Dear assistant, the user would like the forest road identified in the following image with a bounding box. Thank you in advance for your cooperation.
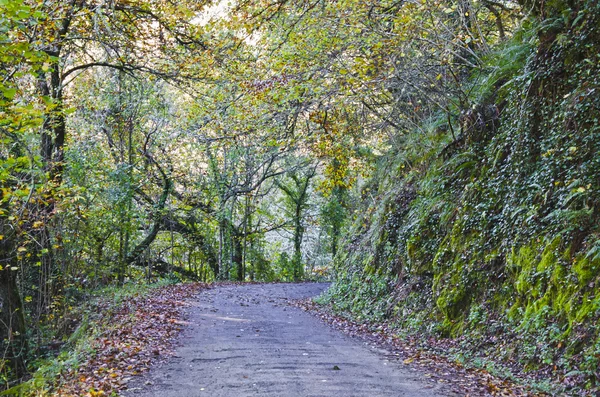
[125,283,452,397]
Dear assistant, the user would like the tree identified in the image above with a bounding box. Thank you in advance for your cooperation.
[0,0,49,379]
[277,164,317,280]
[32,0,211,176]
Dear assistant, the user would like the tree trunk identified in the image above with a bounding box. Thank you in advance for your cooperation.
[0,232,27,378]
[293,207,304,281]
[331,223,339,258]
[39,64,66,181]
[217,218,226,280]
[233,235,244,281]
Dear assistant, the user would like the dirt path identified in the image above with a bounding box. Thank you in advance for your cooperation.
[125,283,451,397]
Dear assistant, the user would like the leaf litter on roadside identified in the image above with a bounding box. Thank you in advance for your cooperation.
[292,298,547,397]
[55,283,208,397]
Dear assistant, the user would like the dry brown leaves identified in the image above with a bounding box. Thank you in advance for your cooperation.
[292,299,548,397]
[55,283,208,397]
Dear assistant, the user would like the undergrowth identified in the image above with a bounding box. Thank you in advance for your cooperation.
[2,279,178,396]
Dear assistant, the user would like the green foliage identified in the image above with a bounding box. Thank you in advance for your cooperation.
[326,1,600,392]
[0,0,51,385]
[275,252,294,282]
[322,271,391,322]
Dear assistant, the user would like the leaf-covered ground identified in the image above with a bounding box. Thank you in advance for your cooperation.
[55,283,208,397]
[292,299,548,397]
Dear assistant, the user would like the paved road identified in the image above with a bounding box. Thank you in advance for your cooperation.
[126,283,449,397]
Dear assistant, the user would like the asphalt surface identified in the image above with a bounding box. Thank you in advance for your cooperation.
[125,283,450,397]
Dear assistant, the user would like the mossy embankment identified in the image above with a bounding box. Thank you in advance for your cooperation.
[325,2,600,394]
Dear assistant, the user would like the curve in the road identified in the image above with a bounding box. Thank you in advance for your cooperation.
[125,283,451,397]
